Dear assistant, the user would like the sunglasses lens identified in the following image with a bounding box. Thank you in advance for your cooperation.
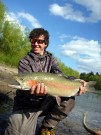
[31,39,45,44]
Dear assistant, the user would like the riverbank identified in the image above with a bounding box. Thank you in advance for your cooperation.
[0,64,17,74]
[0,64,18,100]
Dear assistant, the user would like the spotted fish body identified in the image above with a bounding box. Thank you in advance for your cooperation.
[9,72,96,97]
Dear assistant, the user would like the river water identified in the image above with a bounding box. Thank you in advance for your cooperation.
[0,91,101,135]
[57,92,101,135]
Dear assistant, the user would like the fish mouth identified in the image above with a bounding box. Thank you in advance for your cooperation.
[8,84,29,90]
[8,84,22,89]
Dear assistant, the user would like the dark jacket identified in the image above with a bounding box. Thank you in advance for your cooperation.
[18,50,63,74]
[13,50,66,111]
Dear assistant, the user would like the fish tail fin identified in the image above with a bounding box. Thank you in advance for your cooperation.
[86,81,100,94]
[86,81,96,90]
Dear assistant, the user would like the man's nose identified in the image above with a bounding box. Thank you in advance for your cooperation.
[34,41,38,45]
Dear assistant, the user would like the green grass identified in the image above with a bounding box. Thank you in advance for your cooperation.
[0,52,21,67]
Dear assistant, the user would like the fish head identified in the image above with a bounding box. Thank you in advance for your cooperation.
[9,75,38,90]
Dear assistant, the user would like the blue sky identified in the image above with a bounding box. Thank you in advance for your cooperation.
[2,0,101,74]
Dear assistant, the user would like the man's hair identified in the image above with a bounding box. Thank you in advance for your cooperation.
[29,28,49,46]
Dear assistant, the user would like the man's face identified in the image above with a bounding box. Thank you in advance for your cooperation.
[31,35,47,55]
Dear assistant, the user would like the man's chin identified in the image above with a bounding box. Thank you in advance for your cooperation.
[33,50,41,55]
[33,49,40,53]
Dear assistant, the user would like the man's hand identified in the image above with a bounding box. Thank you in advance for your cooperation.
[30,83,47,96]
[78,80,87,95]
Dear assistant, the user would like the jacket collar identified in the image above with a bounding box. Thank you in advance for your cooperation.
[28,50,49,60]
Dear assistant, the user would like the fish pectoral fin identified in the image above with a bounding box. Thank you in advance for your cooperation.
[27,80,37,87]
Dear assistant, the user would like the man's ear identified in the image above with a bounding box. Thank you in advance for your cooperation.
[44,44,48,48]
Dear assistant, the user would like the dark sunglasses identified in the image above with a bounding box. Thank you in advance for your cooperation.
[31,39,45,44]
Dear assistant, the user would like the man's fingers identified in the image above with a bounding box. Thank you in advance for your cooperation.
[30,83,47,96]
[79,86,86,95]
[39,83,47,95]
[30,85,36,94]
[80,80,87,87]
[40,83,45,94]
[36,83,41,94]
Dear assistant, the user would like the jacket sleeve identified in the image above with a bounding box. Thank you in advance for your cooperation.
[50,56,63,74]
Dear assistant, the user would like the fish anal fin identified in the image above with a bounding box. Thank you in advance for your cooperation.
[55,96,61,106]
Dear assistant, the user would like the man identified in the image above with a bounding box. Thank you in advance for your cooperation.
[5,28,86,135]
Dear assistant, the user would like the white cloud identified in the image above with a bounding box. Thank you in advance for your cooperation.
[74,0,101,22]
[17,12,42,28]
[61,36,101,73]
[5,11,42,32]
[49,3,85,22]
[5,12,26,32]
[49,0,101,23]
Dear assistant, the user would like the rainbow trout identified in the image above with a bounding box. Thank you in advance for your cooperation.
[8,72,97,97]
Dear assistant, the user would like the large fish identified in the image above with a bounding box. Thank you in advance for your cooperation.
[8,72,98,97]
